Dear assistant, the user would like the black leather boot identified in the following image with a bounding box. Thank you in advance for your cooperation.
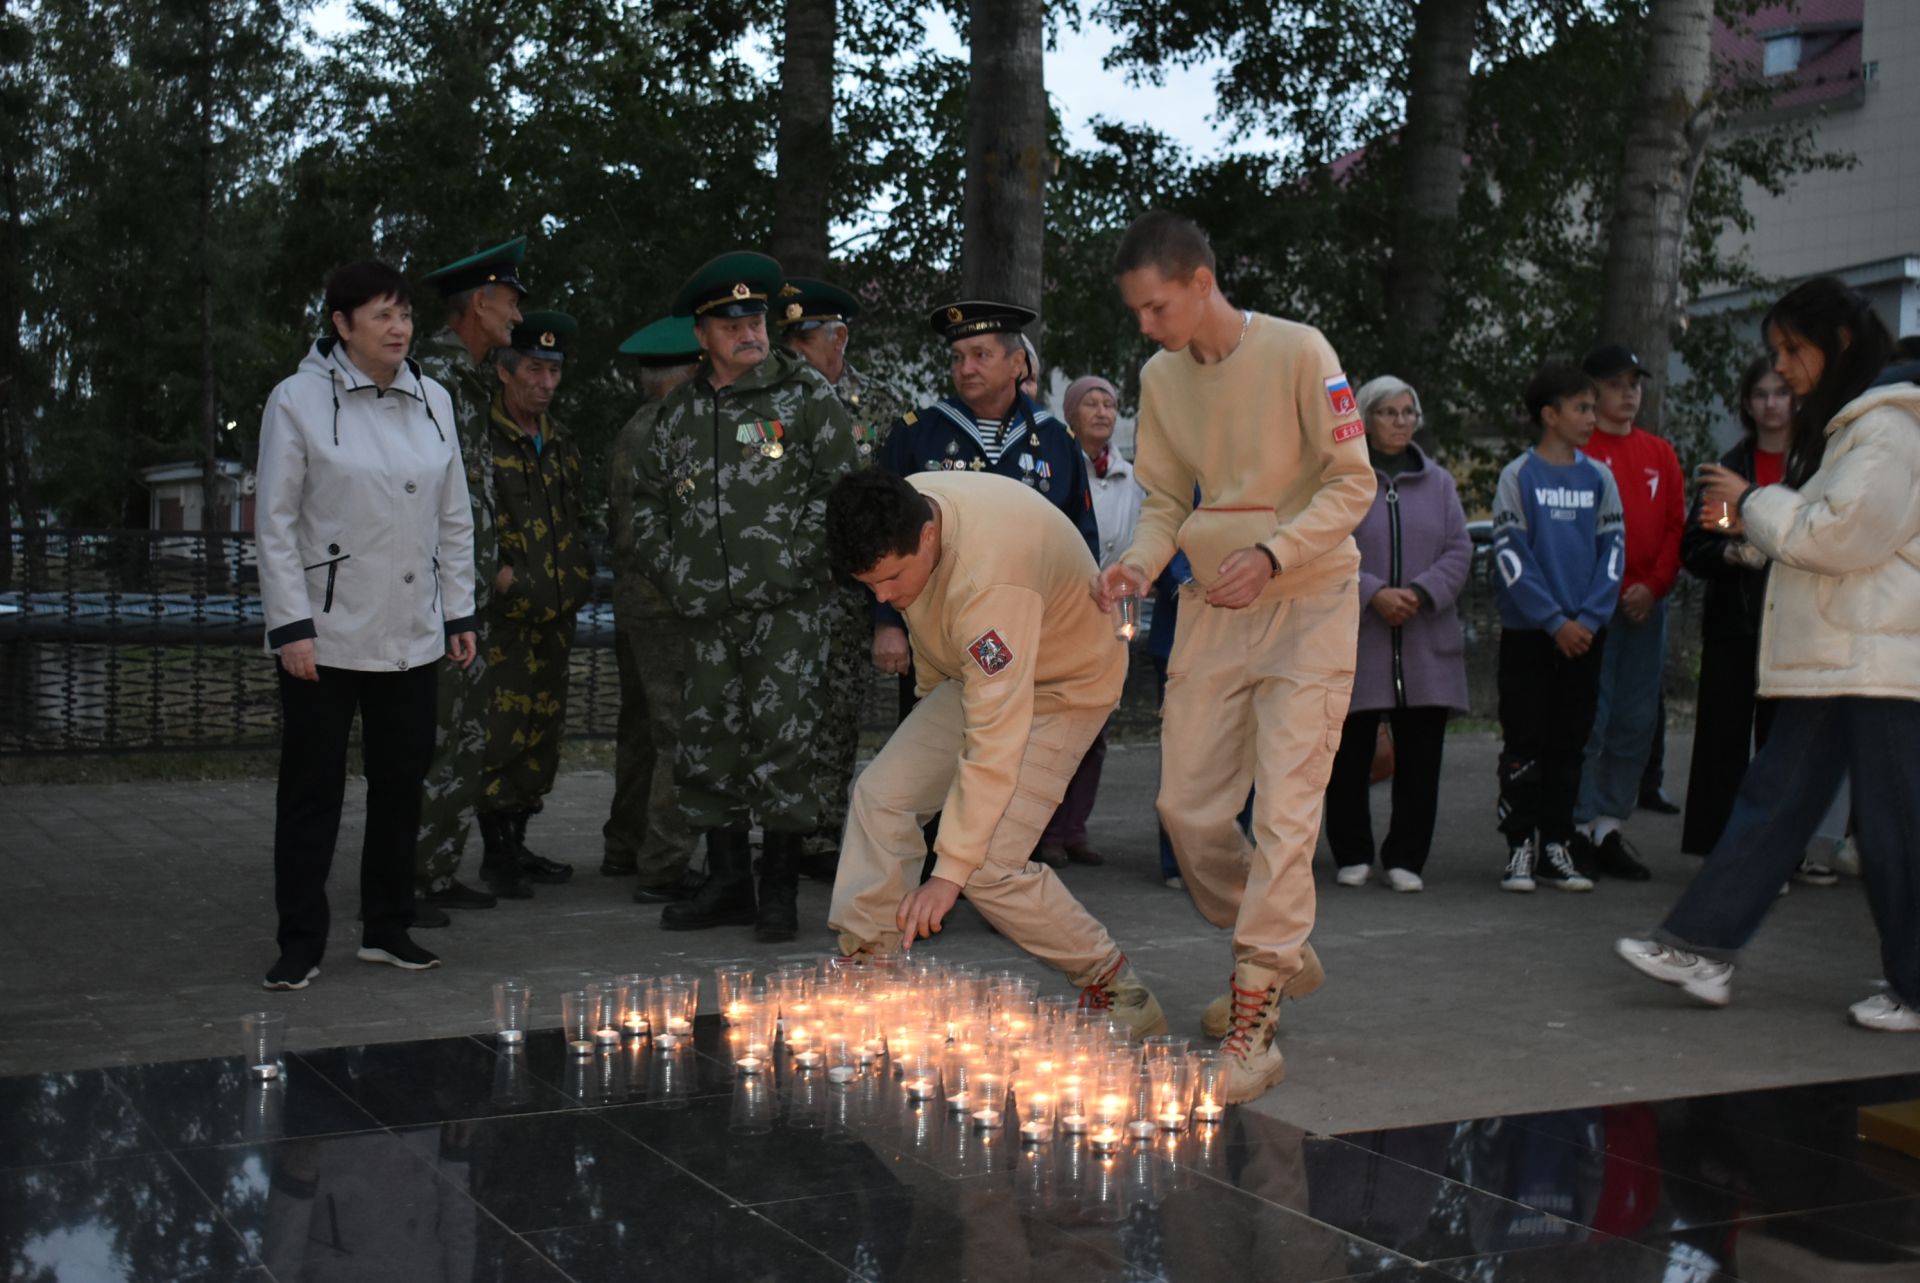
[478,813,535,899]
[756,831,800,944]
[512,810,573,884]
[660,830,756,931]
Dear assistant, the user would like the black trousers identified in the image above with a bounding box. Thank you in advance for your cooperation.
[274,661,439,961]
[1496,629,1605,848]
[1323,705,1451,873]
[1681,632,1777,855]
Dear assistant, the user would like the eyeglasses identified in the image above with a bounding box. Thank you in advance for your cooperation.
[1373,407,1420,422]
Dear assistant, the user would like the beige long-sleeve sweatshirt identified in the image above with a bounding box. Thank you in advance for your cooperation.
[902,471,1128,883]
[1121,313,1377,602]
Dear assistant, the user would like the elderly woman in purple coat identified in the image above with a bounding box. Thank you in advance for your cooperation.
[1321,376,1472,892]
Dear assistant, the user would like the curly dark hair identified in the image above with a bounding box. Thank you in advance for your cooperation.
[826,470,932,584]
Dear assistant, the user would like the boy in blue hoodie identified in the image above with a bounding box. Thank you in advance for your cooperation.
[1491,364,1626,892]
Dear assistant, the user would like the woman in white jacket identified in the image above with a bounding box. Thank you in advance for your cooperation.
[1617,278,1920,1032]
[256,260,478,990]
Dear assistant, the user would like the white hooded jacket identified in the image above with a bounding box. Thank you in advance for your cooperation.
[255,339,477,672]
[1744,383,1920,700]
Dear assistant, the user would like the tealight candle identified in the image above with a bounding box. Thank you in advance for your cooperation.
[1089,1126,1122,1154]
[904,1076,936,1101]
[1194,1096,1224,1123]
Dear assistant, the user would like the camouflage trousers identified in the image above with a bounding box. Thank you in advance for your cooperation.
[477,613,575,816]
[602,617,699,882]
[808,585,871,853]
[679,591,830,834]
[414,623,491,892]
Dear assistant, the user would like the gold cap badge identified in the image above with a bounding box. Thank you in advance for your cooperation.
[946,307,963,323]
[539,331,556,348]
[731,282,751,300]
[785,303,803,321]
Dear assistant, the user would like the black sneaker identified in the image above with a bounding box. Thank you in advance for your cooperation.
[356,935,441,971]
[1638,786,1682,815]
[420,879,497,911]
[1592,831,1652,881]
[1537,841,1596,892]
[411,904,451,929]
[263,957,320,990]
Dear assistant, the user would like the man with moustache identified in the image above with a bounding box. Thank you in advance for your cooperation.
[474,312,593,884]
[629,252,860,943]
[412,236,530,916]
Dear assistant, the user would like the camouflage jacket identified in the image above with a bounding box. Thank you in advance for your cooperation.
[414,328,500,615]
[487,395,594,624]
[607,400,675,623]
[632,347,859,619]
[837,362,909,460]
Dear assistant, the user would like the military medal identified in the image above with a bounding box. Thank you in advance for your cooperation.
[968,458,984,471]
[944,440,959,458]
[1037,460,1053,493]
[738,419,786,460]
[674,476,695,499]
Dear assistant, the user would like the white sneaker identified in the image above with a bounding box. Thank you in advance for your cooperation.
[1849,993,1920,1032]
[1335,863,1372,888]
[1162,875,1185,891]
[1833,837,1861,879]
[1385,868,1424,893]
[1614,937,1732,1007]
[1501,838,1537,893]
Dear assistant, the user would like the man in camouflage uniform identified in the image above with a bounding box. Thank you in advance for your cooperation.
[602,315,704,901]
[775,278,903,879]
[475,311,594,885]
[412,236,525,915]
[631,251,860,942]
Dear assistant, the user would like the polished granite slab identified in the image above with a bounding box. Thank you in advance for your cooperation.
[4,1021,1918,1282]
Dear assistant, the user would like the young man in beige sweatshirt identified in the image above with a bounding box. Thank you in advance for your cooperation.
[824,468,1167,1037]
[1094,210,1376,1102]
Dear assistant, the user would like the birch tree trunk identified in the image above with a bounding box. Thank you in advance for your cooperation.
[772,0,836,278]
[961,0,1047,318]
[1598,0,1716,431]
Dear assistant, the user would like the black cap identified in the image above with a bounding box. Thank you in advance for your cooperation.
[420,235,530,299]
[1582,343,1648,380]
[672,251,783,319]
[929,299,1037,343]
[508,310,576,363]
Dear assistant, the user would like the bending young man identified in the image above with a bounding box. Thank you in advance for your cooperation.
[1094,210,1375,1101]
[825,468,1166,1037]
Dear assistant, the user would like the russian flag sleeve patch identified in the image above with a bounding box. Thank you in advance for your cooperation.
[1324,373,1357,418]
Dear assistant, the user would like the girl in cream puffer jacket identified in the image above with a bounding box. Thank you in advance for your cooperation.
[1616,276,1920,1033]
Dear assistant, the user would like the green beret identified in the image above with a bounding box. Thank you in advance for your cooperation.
[421,235,529,298]
[509,310,576,362]
[929,298,1037,343]
[673,251,783,319]
[618,316,702,365]
[777,278,861,331]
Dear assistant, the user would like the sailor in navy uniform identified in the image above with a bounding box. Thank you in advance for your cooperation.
[870,299,1098,725]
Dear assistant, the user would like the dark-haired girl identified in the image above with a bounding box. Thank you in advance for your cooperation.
[254,261,478,990]
[1617,277,1920,1032]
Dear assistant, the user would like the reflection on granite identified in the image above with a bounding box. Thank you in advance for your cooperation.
[4,1025,1919,1282]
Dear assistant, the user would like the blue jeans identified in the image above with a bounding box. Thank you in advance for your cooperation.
[1655,696,1920,1007]
[1575,600,1666,826]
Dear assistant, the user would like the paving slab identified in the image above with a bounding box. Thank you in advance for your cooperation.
[2,731,1909,1136]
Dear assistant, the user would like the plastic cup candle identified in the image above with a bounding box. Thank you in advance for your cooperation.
[492,978,531,1046]
[587,982,622,1047]
[1188,1048,1227,1122]
[561,990,595,1057]
[1058,1075,1089,1133]
[971,1062,1006,1129]
[241,1011,286,1081]
[1019,1088,1055,1143]
[618,974,650,1036]
[1114,593,1140,641]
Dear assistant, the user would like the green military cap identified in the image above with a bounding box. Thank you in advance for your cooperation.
[617,315,701,364]
[777,278,861,332]
[509,310,576,363]
[421,235,530,298]
[929,298,1037,343]
[672,250,783,320]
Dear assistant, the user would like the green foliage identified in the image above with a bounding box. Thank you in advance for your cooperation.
[0,0,1856,528]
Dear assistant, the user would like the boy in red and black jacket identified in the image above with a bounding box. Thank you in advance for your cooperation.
[1572,344,1685,879]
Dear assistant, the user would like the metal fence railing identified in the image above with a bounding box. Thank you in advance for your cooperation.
[1,529,1700,755]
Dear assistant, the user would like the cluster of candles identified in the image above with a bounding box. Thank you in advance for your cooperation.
[730,953,1224,1145]
[492,955,1232,1143]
